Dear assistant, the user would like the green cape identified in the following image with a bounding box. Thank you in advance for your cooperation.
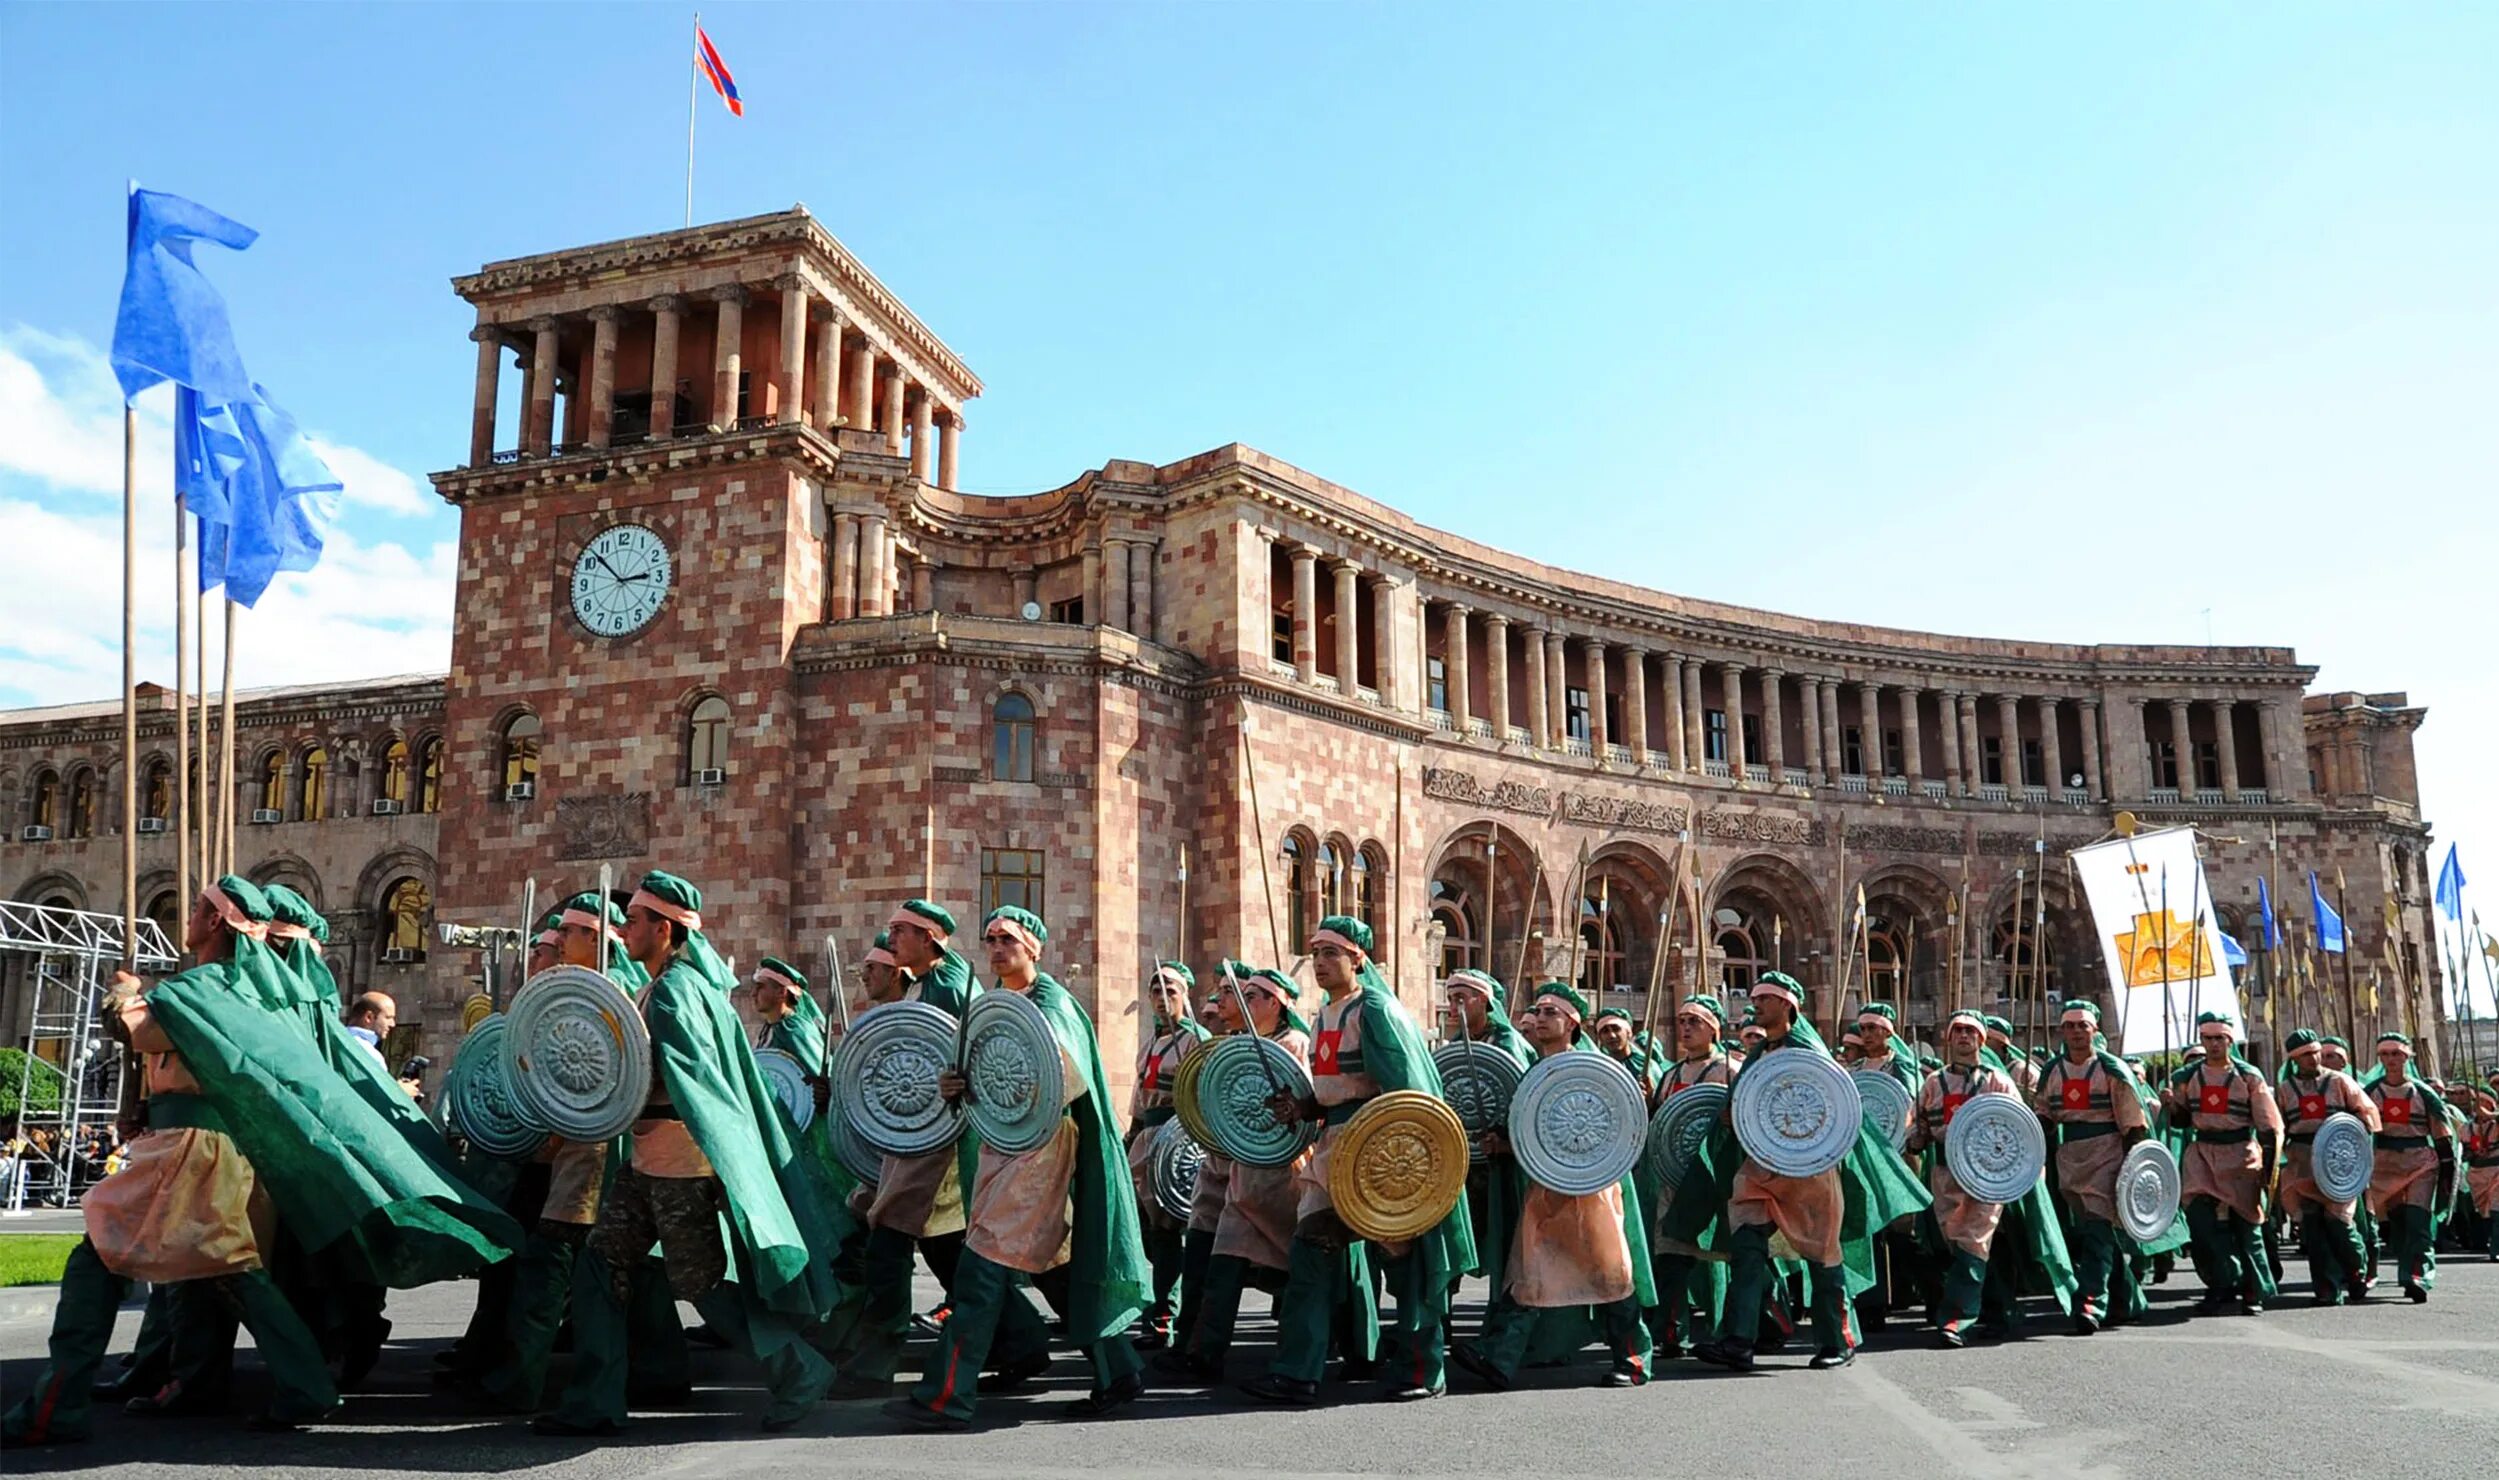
[1477,1040,1656,1351]
[1010,972,1154,1340]
[271,934,475,1183]
[1345,966,1480,1287]
[145,960,522,1286]
[763,991,829,1076]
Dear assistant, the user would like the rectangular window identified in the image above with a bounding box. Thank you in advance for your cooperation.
[1049,596,1084,624]
[1566,687,1592,741]
[1842,725,1864,775]
[2022,738,2045,787]
[1427,656,1448,713]
[2195,741,2222,791]
[1705,709,1728,762]
[1272,613,1293,664]
[1741,713,1761,765]
[1981,736,2004,786]
[1883,729,1904,776]
[2152,740,2178,789]
[980,848,1044,920]
[1603,693,1622,745]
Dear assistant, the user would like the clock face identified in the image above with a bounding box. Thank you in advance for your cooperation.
[570,523,673,638]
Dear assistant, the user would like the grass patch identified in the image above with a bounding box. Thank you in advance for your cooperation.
[0,1234,81,1287]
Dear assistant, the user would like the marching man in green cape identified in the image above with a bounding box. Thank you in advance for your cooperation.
[1127,961,1212,1348]
[1240,916,1477,1406]
[535,871,840,1435]
[1909,1010,2026,1347]
[751,956,827,1068]
[2034,999,2154,1330]
[2272,1027,2379,1305]
[2160,1010,2283,1316]
[1452,981,1655,1390]
[886,905,1151,1428]
[1644,992,1737,1360]
[2362,1032,2454,1303]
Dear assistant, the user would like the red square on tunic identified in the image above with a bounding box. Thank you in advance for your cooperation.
[1312,1029,1342,1076]
[2298,1094,2327,1122]
[2062,1081,2090,1109]
[2384,1099,2413,1126]
[1942,1092,1970,1124]
[1141,1061,1160,1092]
[2199,1085,2229,1115]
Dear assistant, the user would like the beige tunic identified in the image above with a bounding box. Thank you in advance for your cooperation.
[1911,1062,2015,1259]
[1190,1150,1234,1234]
[2034,1053,2148,1225]
[83,995,267,1283]
[2273,1068,2374,1223]
[962,1007,1087,1273]
[2364,1079,2445,1216]
[2467,1114,2499,1215]
[2173,1060,2282,1225]
[1293,993,1381,1221]
[1650,1053,1734,1254]
[1215,1029,1310,1270]
[1125,1025,1201,1226]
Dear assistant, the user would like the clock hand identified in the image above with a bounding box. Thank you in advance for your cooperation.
[592,552,626,581]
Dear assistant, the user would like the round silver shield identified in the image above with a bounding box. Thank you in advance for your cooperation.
[833,1000,965,1158]
[1851,1069,1915,1153]
[1508,1051,1647,1196]
[503,965,653,1144]
[755,1047,815,1132]
[448,1015,546,1160]
[1197,1034,1320,1169]
[2311,1110,2376,1205]
[1148,1117,1204,1223]
[2116,1139,2183,1243]
[826,1103,883,1187]
[1434,1042,1524,1163]
[1944,1093,2047,1204]
[1643,1081,1730,1200]
[962,988,1067,1155]
[1731,1050,1862,1178]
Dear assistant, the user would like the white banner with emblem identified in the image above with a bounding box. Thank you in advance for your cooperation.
[2070,826,2243,1056]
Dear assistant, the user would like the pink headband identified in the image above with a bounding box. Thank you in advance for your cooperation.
[560,905,608,932]
[536,928,562,948]
[1946,1010,1986,1032]
[2059,1006,2099,1026]
[863,944,897,968]
[201,883,267,941]
[1443,970,1497,999]
[887,908,947,944]
[755,966,801,998]
[266,922,311,943]
[1309,927,1366,960]
[629,889,702,932]
[986,915,1043,955]
[1749,977,1800,1006]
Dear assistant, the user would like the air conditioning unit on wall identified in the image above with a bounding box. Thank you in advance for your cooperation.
[693,768,726,786]
[372,798,402,816]
[250,808,282,824]
[504,782,535,801]
[136,817,168,834]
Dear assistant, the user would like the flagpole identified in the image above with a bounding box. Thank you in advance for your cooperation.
[174,502,191,962]
[2333,871,2361,1045]
[195,557,209,892]
[218,599,237,874]
[120,406,138,972]
[686,10,700,228]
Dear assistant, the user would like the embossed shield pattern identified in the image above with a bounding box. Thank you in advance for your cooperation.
[2116,1139,2182,1243]
[1172,1037,1221,1148]
[1329,1091,1468,1242]
[1197,1034,1320,1169]
[1642,1082,1730,1198]
[1943,1094,2047,1204]
[446,1014,547,1160]
[2311,1111,2376,1205]
[1731,1050,1862,1179]
[1851,1069,1915,1153]
[962,989,1067,1154]
[833,1000,964,1157]
[754,1046,816,1132]
[1434,1042,1523,1164]
[503,965,652,1144]
[827,1101,884,1187]
[1507,1051,1647,1196]
[1148,1117,1205,1223]
[459,993,495,1036]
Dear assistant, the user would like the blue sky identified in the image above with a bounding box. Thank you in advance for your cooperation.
[2,3,2493,1000]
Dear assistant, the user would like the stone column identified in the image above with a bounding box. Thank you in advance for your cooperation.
[1664,656,1688,771]
[1333,561,1361,690]
[809,308,841,429]
[1586,638,1610,757]
[1760,669,1785,777]
[2215,701,2241,800]
[1822,680,1844,782]
[1859,682,1884,780]
[1545,630,1568,745]
[2040,697,2067,795]
[2261,698,2296,799]
[585,306,620,449]
[1722,661,1747,771]
[846,336,875,430]
[1939,689,1965,794]
[1446,605,1473,728]
[908,388,936,482]
[2166,698,2193,793]
[858,512,890,616]
[1898,685,1923,787]
[1622,645,1648,759]
[878,363,906,453]
[830,512,858,619]
[1291,548,1318,683]
[776,274,808,427]
[648,296,682,439]
[936,410,961,490]
[1998,695,2025,789]
[525,316,559,455]
[910,557,933,612]
[1525,627,1550,746]
[1799,676,1824,781]
[1104,538,1133,633]
[709,285,747,429]
[467,326,501,465]
[2079,699,2105,801]
[1134,542,1159,642]
[1682,658,1706,771]
[1484,615,1512,736]
[1081,544,1102,628]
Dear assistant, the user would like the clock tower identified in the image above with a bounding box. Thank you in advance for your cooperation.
[427,209,980,966]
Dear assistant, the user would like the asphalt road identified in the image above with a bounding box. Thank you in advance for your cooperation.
[5,1256,2498,1479]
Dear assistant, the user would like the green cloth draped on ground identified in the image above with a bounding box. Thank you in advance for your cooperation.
[1658,1017,1930,1299]
[143,963,521,1288]
[1026,971,1155,1339]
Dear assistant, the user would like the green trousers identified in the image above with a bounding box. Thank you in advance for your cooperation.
[2382,1203,2436,1292]
[1143,1221,1184,1324]
[2297,1210,2367,1298]
[1722,1225,1849,1352]
[1270,1236,1408,1387]
[1641,1252,1724,1354]
[1476,1288,1648,1380]
[848,1226,989,1381]
[2185,1198,2267,1300]
[476,1222,687,1410]
[1937,1249,1987,1330]
[547,1244,831,1430]
[2,1242,337,1445]
[1170,1227,1216,1355]
[902,1250,1143,1422]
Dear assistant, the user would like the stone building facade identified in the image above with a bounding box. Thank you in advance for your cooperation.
[1,208,2454,1088]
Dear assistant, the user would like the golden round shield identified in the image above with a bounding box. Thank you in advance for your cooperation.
[1172,1036,1221,1147]
[459,993,495,1035]
[1328,1090,1468,1243]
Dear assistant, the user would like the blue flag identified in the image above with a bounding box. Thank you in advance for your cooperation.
[113,187,260,404]
[2257,877,2279,951]
[2222,933,2248,969]
[2435,844,2466,922]
[2310,871,2345,954]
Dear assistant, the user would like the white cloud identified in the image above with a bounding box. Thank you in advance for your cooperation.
[308,436,434,516]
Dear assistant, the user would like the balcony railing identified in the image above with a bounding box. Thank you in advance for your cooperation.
[2149,786,2182,803]
[1508,725,1533,746]
[2022,784,2050,803]
[1978,782,2009,802]
[1883,776,1910,797]
[1467,717,1496,740]
[1839,774,1869,795]
[1562,737,1594,758]
[1920,779,1948,799]
[1745,763,1772,784]
[1703,758,1733,778]
[2061,788,2091,806]
[1428,706,1454,731]
[1357,685,1381,705]
[1607,744,1636,766]
[1784,767,1812,787]
[2241,788,2270,804]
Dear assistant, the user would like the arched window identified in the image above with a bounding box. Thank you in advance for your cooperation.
[992,693,1035,782]
[259,752,285,814]
[144,891,180,945]
[1863,915,1905,1010]
[1317,839,1344,918]
[143,758,172,823]
[67,769,97,838]
[1715,909,1764,998]
[1429,879,1479,974]
[1281,833,1312,952]
[1579,891,1625,997]
[1991,915,2061,1002]
[501,713,541,797]
[29,769,59,831]
[300,746,329,821]
[688,696,732,780]
[1351,847,1380,932]
[380,737,411,806]
[381,877,432,962]
[416,737,444,813]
